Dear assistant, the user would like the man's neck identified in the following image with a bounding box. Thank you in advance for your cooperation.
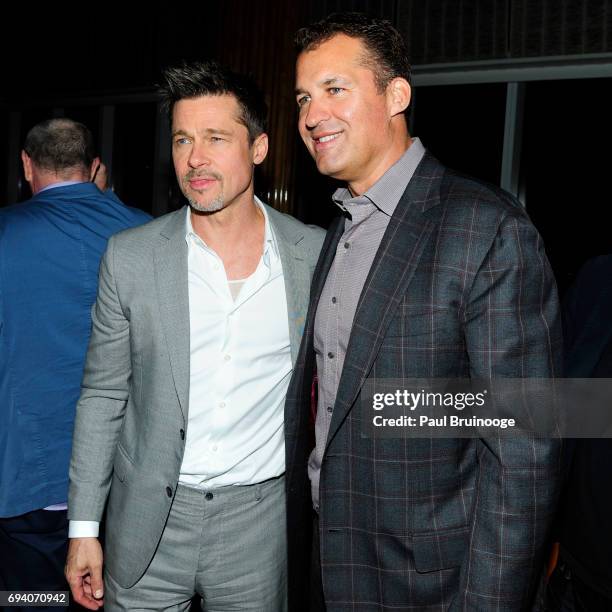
[31,169,89,195]
[347,131,413,196]
[190,195,266,281]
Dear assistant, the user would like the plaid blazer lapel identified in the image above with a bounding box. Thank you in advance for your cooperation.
[325,153,444,449]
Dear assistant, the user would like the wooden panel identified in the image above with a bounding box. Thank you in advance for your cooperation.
[209,0,307,213]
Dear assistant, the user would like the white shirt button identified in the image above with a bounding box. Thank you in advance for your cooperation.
[219,402,226,408]
[224,354,231,362]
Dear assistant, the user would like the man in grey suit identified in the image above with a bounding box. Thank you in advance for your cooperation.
[65,61,324,610]
[286,13,562,611]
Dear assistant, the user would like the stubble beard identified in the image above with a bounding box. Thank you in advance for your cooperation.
[187,193,224,213]
[182,173,225,213]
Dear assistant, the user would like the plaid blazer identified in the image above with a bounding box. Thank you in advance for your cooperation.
[285,153,563,611]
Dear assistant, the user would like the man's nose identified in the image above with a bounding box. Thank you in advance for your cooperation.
[303,97,330,130]
[188,143,211,168]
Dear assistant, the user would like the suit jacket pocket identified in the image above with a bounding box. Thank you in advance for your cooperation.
[412,525,469,573]
[383,306,459,345]
[113,444,135,484]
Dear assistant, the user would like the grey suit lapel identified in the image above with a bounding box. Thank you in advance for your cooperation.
[326,153,444,447]
[295,216,344,362]
[154,208,190,421]
[266,205,311,366]
[309,216,345,313]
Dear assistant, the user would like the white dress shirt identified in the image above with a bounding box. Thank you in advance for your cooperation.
[180,198,290,487]
[69,198,291,537]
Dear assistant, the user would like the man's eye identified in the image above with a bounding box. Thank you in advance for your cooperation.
[210,136,225,143]
[297,95,310,108]
[329,87,343,95]
[175,137,190,146]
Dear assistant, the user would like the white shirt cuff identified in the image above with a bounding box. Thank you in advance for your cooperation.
[68,520,100,538]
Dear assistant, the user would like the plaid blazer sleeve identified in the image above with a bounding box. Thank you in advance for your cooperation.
[453,209,562,610]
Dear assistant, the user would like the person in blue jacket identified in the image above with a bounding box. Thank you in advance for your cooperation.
[0,118,151,604]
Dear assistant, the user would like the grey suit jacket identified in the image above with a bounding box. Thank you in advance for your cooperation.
[285,153,563,611]
[68,203,324,588]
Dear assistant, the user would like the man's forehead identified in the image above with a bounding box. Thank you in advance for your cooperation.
[297,36,373,79]
[298,33,368,62]
[172,95,243,128]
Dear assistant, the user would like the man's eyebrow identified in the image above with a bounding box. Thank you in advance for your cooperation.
[203,128,233,136]
[172,128,233,137]
[322,76,347,86]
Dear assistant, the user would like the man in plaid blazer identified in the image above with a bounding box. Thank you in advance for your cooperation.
[286,13,563,611]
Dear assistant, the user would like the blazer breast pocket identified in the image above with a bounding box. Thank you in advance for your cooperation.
[383,306,460,345]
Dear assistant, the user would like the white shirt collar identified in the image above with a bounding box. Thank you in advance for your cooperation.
[184,197,278,266]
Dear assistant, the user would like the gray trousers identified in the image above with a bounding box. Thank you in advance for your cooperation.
[104,476,287,611]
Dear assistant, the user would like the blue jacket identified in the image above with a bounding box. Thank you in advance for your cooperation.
[0,183,151,517]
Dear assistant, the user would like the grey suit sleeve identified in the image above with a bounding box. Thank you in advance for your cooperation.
[456,212,562,610]
[68,236,131,521]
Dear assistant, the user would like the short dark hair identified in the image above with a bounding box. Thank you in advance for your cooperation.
[295,12,411,92]
[158,60,268,143]
[23,118,95,173]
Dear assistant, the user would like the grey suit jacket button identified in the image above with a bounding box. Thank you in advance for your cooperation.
[205,492,214,500]
[166,486,173,497]
[180,429,185,440]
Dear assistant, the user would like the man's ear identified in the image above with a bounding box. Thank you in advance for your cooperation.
[387,77,411,117]
[90,157,101,182]
[21,150,33,183]
[252,133,269,166]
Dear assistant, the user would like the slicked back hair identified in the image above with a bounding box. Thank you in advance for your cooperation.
[23,118,96,173]
[158,60,268,144]
[295,12,411,93]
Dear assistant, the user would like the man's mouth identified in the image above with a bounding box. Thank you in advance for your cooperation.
[313,131,342,149]
[187,175,219,190]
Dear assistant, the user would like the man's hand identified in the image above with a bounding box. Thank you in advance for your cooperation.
[65,538,105,610]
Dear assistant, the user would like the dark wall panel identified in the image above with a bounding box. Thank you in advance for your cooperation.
[511,0,612,57]
[397,0,612,64]
[398,0,510,64]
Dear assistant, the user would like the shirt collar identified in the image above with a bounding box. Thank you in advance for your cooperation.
[185,196,279,264]
[332,137,426,216]
[38,180,85,194]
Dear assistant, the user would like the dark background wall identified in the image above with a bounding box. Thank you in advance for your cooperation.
[2,0,612,293]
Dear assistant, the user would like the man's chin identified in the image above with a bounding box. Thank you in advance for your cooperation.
[315,160,345,180]
[188,198,225,213]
